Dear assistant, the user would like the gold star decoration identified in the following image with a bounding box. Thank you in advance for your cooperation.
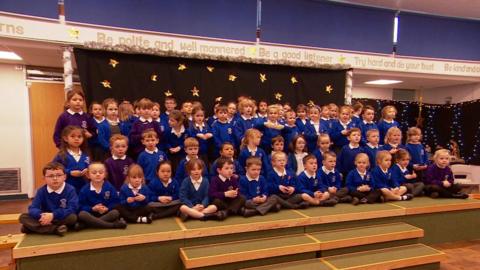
[338,55,346,64]
[191,86,200,97]
[274,92,283,101]
[325,85,333,94]
[178,64,187,71]
[68,28,80,39]
[164,90,173,97]
[307,100,315,107]
[151,74,157,81]
[100,80,111,88]
[215,96,223,103]
[290,76,298,84]
[109,59,119,68]
[228,74,237,82]
[259,73,267,83]
[206,66,215,72]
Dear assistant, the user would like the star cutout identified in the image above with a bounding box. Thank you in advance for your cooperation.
[290,76,298,84]
[191,86,200,97]
[100,80,111,88]
[228,74,237,81]
[307,100,315,107]
[274,92,283,101]
[109,59,119,68]
[338,55,346,64]
[259,73,267,83]
[206,66,215,72]
[151,74,157,81]
[215,96,223,102]
[68,28,80,39]
[178,64,187,71]
[164,90,173,97]
[325,85,333,94]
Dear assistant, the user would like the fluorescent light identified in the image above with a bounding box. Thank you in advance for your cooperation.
[0,51,22,60]
[393,16,399,43]
[365,79,402,85]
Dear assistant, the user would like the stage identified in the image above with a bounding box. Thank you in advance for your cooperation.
[13,197,480,270]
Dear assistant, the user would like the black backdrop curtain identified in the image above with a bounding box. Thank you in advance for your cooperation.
[353,98,480,165]
[74,48,347,112]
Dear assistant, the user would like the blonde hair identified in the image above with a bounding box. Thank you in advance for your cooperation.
[355,153,370,165]
[366,129,379,138]
[346,127,361,137]
[238,99,254,114]
[376,150,392,165]
[241,128,262,149]
[141,129,158,140]
[433,149,450,161]
[184,137,199,148]
[126,164,145,184]
[110,134,128,146]
[246,156,262,168]
[407,127,422,143]
[271,151,287,161]
[339,105,352,114]
[384,127,402,144]
[118,101,134,122]
[317,133,331,146]
[267,105,280,114]
[381,105,397,120]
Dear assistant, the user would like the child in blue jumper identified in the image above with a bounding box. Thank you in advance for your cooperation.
[392,149,424,197]
[233,98,256,147]
[19,162,78,236]
[363,129,381,168]
[254,105,284,153]
[187,107,213,166]
[238,128,269,175]
[359,105,378,146]
[320,152,352,203]
[346,153,382,205]
[377,105,400,144]
[210,142,245,177]
[297,155,337,206]
[164,109,188,171]
[148,161,182,220]
[212,105,236,154]
[337,128,365,177]
[175,137,209,184]
[372,151,412,201]
[137,130,168,184]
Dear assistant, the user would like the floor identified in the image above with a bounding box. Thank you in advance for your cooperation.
[0,199,478,269]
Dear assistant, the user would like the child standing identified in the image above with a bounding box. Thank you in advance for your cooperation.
[256,100,268,119]
[287,135,309,176]
[331,106,359,151]
[346,153,382,205]
[377,105,400,144]
[53,89,96,148]
[337,128,365,177]
[212,105,236,153]
[364,129,381,168]
[89,101,106,161]
[209,157,246,218]
[53,126,90,193]
[175,137,208,184]
[304,106,327,152]
[128,98,162,159]
[137,130,168,184]
[313,133,332,169]
[97,98,129,157]
[255,105,284,153]
[297,155,337,206]
[320,152,352,203]
[181,101,194,122]
[148,161,182,219]
[424,149,468,199]
[160,97,177,131]
[372,151,413,201]
[210,142,245,177]
[405,127,429,176]
[320,105,333,133]
[282,110,300,152]
[179,159,224,221]
[78,162,127,229]
[104,134,134,191]
[295,104,309,133]
[117,164,153,223]
[239,157,280,217]
[360,105,378,145]
[238,129,269,175]
[187,107,213,166]
[351,102,363,126]
[233,99,256,147]
[19,162,78,236]
[392,149,425,197]
[164,110,188,171]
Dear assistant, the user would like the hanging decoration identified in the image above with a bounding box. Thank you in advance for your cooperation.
[109,59,119,68]
[290,76,298,84]
[164,90,173,97]
[274,92,283,101]
[100,80,112,88]
[178,64,187,71]
[206,66,215,72]
[190,86,200,97]
[325,85,333,94]
[150,74,158,81]
[228,74,237,81]
[259,73,267,83]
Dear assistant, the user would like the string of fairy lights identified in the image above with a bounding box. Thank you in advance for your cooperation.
[449,105,465,159]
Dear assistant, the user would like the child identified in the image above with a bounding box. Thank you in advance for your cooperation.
[256,100,268,119]
[360,105,378,145]
[364,129,381,168]
[372,151,413,201]
[377,105,400,144]
[282,110,300,151]
[187,106,213,166]
[424,149,468,199]
[313,133,332,169]
[287,135,309,176]
[320,105,333,133]
[267,152,306,209]
[297,155,337,206]
[89,101,106,161]
[118,101,135,136]
[137,130,168,184]
[164,110,188,170]
[239,157,280,217]
[331,106,359,151]
[211,105,236,154]
[53,89,96,148]
[337,128,365,177]
[181,101,194,122]
[90,101,105,124]
[179,159,224,221]
[295,104,308,133]
[238,129,268,175]
[227,101,237,123]
[97,98,129,159]
[405,127,429,175]
[117,164,153,223]
[255,105,284,153]
[160,97,177,131]
[128,98,162,158]
[267,136,288,171]
[351,102,363,126]
[53,126,90,193]
[233,98,256,147]
[175,137,208,184]
[19,162,78,236]
[152,102,166,132]
[77,162,127,229]
[379,127,406,154]
[304,106,327,152]
[104,134,135,191]
[148,161,182,219]
[346,153,382,205]
[209,157,246,218]
[392,149,425,197]
[319,152,352,203]
[328,103,339,120]
[210,142,245,177]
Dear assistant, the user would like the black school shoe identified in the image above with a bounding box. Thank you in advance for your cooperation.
[240,207,258,217]
[451,193,469,199]
[320,199,337,207]
[55,225,68,237]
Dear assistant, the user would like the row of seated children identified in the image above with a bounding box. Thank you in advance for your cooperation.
[21,144,466,236]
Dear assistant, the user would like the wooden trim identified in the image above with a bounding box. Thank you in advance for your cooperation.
[291,210,310,218]
[311,208,405,224]
[239,259,326,270]
[469,194,480,199]
[0,214,20,225]
[175,217,187,231]
[401,201,480,215]
[0,234,24,250]
[319,258,340,270]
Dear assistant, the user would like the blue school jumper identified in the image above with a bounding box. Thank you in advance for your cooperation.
[346,169,375,192]
[137,148,168,184]
[53,151,90,193]
[359,121,378,145]
[319,167,343,189]
[238,147,269,175]
[391,164,412,186]
[239,175,269,200]
[254,119,283,153]
[78,181,120,213]
[320,118,333,134]
[266,169,299,195]
[379,143,406,152]
[377,120,399,144]
[162,125,188,157]
[187,123,213,156]
[297,171,327,197]
[303,120,328,153]
[212,120,235,152]
[406,143,429,167]
[119,184,152,207]
[363,143,380,168]
[352,115,362,126]
[330,120,359,148]
[179,176,210,207]
[282,124,300,152]
[174,157,209,184]
[97,119,129,151]
[28,183,78,221]
[295,118,309,134]
[148,178,179,201]
[337,144,365,176]
[312,149,328,169]
[233,115,255,147]
[371,166,398,189]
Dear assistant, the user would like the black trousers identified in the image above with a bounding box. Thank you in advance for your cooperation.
[402,182,425,197]
[78,210,120,228]
[149,200,182,219]
[350,189,382,203]
[329,187,351,201]
[212,196,246,215]
[245,195,279,215]
[19,213,77,234]
[425,184,462,198]
[276,193,304,209]
[116,205,152,223]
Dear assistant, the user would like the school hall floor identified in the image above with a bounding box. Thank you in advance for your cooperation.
[0,199,478,269]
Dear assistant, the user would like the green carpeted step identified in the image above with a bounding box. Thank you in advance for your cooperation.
[310,222,423,250]
[322,243,445,270]
[180,234,319,269]
[240,259,330,270]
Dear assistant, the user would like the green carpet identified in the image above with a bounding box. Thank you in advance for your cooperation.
[17,217,182,248]
[323,244,443,269]
[297,202,402,217]
[240,259,331,270]
[390,197,480,208]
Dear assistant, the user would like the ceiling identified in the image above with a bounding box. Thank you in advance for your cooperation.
[333,0,480,20]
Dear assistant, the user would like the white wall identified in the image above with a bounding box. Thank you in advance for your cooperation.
[0,63,33,197]
[423,83,480,104]
[352,86,393,100]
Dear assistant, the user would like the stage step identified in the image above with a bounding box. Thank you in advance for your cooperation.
[180,222,423,269]
[0,234,23,250]
[242,244,445,270]
[0,214,19,225]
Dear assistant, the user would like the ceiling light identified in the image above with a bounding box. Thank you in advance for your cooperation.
[364,79,402,85]
[0,51,22,60]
